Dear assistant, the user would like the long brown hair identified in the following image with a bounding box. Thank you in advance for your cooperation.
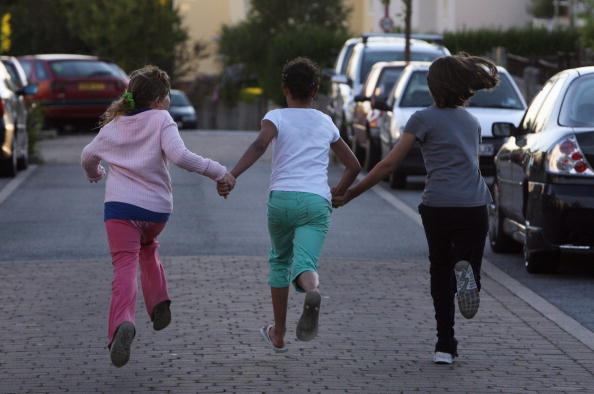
[99,65,171,126]
[427,52,499,108]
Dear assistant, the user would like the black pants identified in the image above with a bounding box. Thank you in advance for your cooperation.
[418,204,488,356]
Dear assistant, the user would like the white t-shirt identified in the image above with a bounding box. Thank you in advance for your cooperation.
[263,108,340,202]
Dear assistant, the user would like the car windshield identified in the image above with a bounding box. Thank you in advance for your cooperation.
[170,92,191,106]
[49,60,120,78]
[374,67,403,99]
[559,74,594,127]
[360,49,440,82]
[400,71,525,109]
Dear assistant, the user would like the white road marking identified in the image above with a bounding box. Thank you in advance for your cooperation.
[0,165,38,207]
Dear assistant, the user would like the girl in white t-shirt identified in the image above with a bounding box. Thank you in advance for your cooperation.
[222,57,360,352]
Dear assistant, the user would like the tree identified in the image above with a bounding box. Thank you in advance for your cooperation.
[2,0,191,80]
[218,0,351,105]
[528,0,555,18]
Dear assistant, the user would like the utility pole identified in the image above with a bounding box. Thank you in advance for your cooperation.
[403,0,411,62]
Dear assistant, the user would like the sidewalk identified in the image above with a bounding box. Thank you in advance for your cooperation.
[1,255,593,393]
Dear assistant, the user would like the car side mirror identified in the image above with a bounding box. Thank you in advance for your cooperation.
[19,84,38,96]
[373,98,391,111]
[354,94,369,102]
[492,122,516,137]
[331,74,349,85]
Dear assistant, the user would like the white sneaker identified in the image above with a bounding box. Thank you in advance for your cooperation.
[433,351,454,364]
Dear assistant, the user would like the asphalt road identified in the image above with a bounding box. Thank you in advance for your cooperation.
[1,130,593,333]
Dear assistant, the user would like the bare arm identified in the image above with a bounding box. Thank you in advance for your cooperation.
[230,119,277,178]
[334,131,417,206]
[330,138,361,197]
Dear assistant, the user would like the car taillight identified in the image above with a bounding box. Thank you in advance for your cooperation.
[547,134,594,176]
[0,99,4,117]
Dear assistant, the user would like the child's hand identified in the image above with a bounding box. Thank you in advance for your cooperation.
[332,189,354,208]
[87,165,106,183]
[217,173,236,199]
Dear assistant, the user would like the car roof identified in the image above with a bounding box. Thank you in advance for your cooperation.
[575,66,594,75]
[18,54,100,61]
[170,89,186,95]
[356,38,445,52]
[400,62,511,74]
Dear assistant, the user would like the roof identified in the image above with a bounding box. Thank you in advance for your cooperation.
[357,39,445,52]
[17,54,99,61]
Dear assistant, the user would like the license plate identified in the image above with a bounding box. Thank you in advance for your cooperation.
[479,143,494,156]
[78,82,105,91]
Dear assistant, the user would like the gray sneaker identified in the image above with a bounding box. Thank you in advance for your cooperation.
[110,322,135,367]
[454,260,480,319]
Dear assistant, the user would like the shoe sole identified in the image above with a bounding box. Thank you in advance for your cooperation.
[110,322,135,367]
[454,260,479,319]
[152,301,171,331]
[296,291,321,341]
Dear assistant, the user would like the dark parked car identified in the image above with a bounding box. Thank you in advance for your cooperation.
[0,57,37,177]
[489,66,594,273]
[17,54,128,131]
[351,61,406,171]
[168,89,197,129]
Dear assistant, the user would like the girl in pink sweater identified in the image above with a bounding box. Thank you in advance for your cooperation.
[81,65,234,367]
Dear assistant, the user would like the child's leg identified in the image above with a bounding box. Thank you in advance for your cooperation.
[418,205,458,356]
[105,219,142,347]
[449,206,489,290]
[266,192,296,347]
[291,193,331,341]
[136,221,169,319]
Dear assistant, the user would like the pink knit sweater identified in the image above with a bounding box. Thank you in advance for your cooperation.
[81,109,227,213]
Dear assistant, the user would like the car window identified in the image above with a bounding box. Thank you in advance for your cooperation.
[521,78,556,131]
[20,60,32,78]
[337,43,356,75]
[49,60,120,78]
[170,92,191,106]
[35,61,49,80]
[399,71,433,107]
[363,67,381,97]
[468,74,524,109]
[345,46,360,83]
[373,67,403,99]
[532,75,567,132]
[559,74,594,127]
[359,49,441,83]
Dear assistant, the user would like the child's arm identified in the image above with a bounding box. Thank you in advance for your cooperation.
[230,120,277,179]
[330,138,361,197]
[81,142,106,183]
[333,131,416,207]
[161,123,227,182]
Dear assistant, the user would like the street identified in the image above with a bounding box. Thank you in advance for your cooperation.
[1,130,593,393]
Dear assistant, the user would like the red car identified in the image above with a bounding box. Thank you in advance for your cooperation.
[17,54,128,131]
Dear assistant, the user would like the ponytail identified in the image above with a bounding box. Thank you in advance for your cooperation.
[428,52,499,108]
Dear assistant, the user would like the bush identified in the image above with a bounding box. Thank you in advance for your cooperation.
[443,27,580,57]
[26,103,43,161]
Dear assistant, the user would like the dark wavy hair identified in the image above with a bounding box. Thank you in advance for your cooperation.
[281,57,320,102]
[427,52,499,108]
[100,65,171,126]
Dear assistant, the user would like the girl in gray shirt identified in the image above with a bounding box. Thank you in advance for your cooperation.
[333,53,498,365]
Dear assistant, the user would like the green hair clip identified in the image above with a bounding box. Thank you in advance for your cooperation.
[122,92,135,110]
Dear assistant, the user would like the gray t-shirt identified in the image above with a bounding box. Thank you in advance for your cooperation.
[405,106,492,207]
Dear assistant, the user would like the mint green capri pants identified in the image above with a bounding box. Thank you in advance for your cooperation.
[267,191,332,292]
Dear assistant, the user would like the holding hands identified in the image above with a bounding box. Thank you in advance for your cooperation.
[217,172,236,199]
[331,188,354,208]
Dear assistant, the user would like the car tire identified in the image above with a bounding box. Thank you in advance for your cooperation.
[524,246,560,274]
[17,130,29,171]
[389,170,407,189]
[364,135,381,172]
[488,184,520,253]
[0,135,18,177]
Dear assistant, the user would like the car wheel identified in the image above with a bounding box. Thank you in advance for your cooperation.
[364,135,381,172]
[0,137,18,177]
[17,130,29,171]
[524,246,560,274]
[488,184,520,253]
[389,170,406,189]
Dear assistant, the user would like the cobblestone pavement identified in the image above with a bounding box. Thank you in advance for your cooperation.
[1,255,593,393]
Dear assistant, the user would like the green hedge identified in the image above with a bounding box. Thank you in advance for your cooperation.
[443,27,580,57]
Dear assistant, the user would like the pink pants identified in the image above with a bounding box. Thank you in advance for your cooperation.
[105,219,170,346]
